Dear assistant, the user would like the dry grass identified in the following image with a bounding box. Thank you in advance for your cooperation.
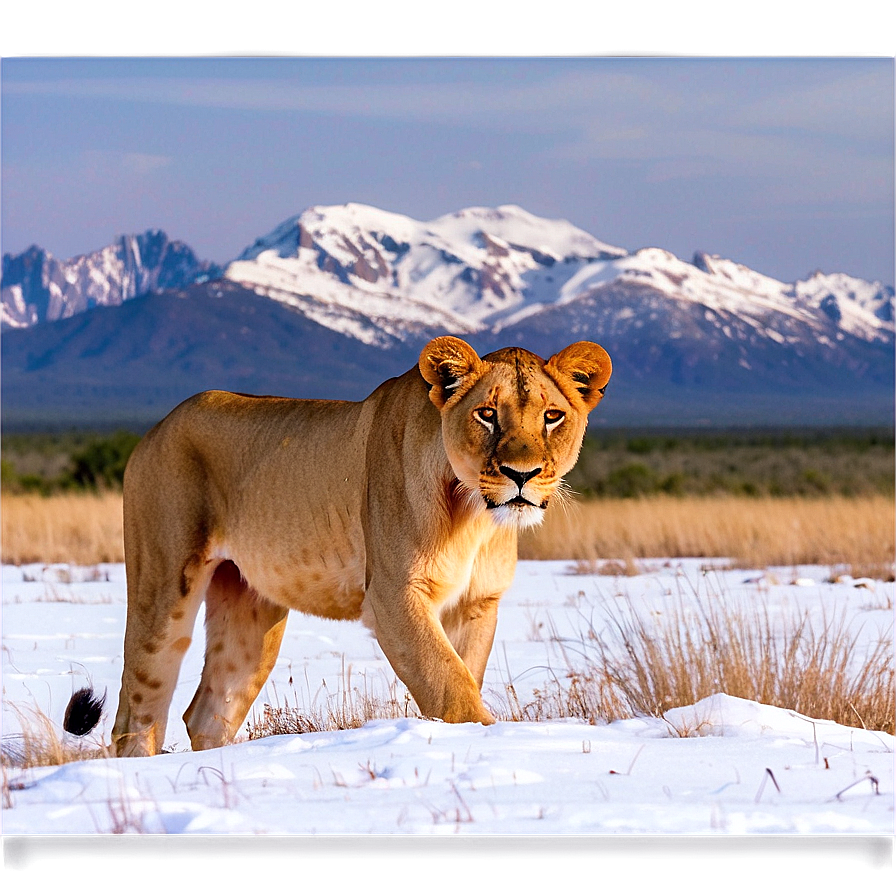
[247,579,894,740]
[248,593,895,739]
[1,703,152,829]
[3,491,893,573]
[493,574,895,735]
[2,702,112,771]
[571,594,896,734]
[522,494,895,574]
[6,592,891,778]
[245,672,420,739]
[1,492,124,565]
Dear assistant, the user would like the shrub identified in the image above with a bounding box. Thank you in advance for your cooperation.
[63,431,141,490]
[567,428,894,499]
[604,463,657,497]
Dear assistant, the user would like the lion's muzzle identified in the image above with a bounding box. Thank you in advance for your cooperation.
[481,463,551,529]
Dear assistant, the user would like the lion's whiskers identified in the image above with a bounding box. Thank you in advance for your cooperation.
[552,480,578,519]
[457,478,488,516]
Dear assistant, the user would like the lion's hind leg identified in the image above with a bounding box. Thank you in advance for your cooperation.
[112,559,211,758]
[183,560,288,751]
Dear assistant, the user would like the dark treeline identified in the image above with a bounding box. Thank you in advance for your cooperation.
[1,427,893,498]
[569,427,894,498]
[1,430,142,493]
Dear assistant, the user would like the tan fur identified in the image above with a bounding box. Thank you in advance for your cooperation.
[112,336,611,756]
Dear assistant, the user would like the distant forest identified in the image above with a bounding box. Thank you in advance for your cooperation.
[2,428,893,499]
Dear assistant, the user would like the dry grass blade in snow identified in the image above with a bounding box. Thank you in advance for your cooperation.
[246,665,421,739]
[2,702,112,770]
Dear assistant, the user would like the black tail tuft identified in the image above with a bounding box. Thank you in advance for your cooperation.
[63,686,106,736]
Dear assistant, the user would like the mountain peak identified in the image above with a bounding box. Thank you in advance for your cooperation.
[692,251,719,274]
[224,202,633,345]
[4,202,894,428]
[793,269,895,327]
[1,231,221,330]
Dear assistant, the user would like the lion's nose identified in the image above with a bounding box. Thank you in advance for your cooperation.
[499,465,542,489]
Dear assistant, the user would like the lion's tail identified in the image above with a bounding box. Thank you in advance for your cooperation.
[63,686,106,737]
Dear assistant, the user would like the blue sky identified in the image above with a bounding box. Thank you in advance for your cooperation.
[2,56,893,284]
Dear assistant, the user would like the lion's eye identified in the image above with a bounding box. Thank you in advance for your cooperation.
[544,409,565,428]
[475,407,497,427]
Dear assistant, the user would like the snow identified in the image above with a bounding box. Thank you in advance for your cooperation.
[0,284,31,328]
[0,232,216,330]
[793,271,895,341]
[555,249,815,328]
[2,559,893,839]
[430,204,626,262]
[224,254,476,346]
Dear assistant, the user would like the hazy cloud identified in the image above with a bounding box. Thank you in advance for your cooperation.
[78,150,173,179]
[0,68,700,127]
[121,152,172,175]
[8,64,889,198]
[732,69,894,141]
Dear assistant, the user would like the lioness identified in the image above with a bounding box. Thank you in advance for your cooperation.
[110,336,611,756]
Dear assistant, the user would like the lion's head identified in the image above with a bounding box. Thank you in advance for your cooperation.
[419,336,612,529]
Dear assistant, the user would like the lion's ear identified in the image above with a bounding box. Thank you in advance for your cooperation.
[546,342,612,411]
[419,336,484,409]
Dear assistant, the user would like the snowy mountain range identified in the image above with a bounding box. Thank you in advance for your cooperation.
[222,203,894,351]
[2,203,893,428]
[1,230,222,329]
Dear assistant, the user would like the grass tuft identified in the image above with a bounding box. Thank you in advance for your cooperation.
[245,666,420,739]
[2,702,112,771]
[534,592,895,735]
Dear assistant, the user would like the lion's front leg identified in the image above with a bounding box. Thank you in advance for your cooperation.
[440,531,516,689]
[363,581,496,725]
[440,595,500,690]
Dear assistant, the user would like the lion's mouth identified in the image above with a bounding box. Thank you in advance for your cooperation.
[482,493,548,531]
[484,495,547,511]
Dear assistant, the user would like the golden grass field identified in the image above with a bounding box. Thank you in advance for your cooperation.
[2,492,125,566]
[2,490,893,575]
[520,493,895,574]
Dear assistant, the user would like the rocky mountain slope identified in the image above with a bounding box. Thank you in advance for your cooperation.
[1,230,222,329]
[2,204,892,428]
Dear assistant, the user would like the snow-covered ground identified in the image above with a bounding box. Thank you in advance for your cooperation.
[3,557,892,843]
